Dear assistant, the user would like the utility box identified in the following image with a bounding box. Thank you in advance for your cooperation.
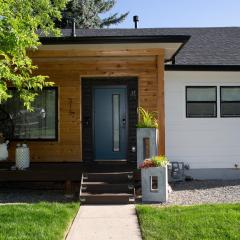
[141,166,168,203]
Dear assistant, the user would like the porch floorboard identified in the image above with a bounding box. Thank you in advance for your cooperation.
[0,162,137,182]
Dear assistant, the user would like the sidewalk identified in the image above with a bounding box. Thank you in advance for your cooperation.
[66,205,142,240]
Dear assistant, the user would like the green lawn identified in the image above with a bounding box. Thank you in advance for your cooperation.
[136,204,240,240]
[0,202,79,240]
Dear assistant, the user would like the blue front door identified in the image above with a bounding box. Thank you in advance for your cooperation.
[93,86,127,160]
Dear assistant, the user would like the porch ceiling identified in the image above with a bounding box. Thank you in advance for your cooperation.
[39,35,190,62]
[37,43,182,62]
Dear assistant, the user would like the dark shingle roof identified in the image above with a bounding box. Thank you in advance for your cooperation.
[59,27,240,65]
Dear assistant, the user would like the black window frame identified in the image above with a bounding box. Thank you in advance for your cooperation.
[220,86,240,118]
[2,87,59,141]
[186,86,217,118]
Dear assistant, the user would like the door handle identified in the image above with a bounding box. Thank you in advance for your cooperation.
[83,117,90,127]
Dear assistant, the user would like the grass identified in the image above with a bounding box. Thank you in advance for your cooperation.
[136,204,240,240]
[0,202,79,240]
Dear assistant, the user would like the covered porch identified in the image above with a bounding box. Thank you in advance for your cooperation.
[0,33,189,202]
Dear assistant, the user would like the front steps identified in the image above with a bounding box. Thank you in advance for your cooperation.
[79,172,135,204]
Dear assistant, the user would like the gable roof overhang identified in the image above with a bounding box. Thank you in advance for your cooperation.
[38,35,190,62]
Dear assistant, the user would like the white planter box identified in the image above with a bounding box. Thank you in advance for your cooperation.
[0,143,8,161]
[141,166,168,203]
[137,128,158,167]
[16,146,30,170]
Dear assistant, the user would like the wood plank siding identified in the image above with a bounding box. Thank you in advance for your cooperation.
[7,48,165,162]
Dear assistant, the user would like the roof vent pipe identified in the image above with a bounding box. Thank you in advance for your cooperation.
[72,18,76,37]
[133,15,139,29]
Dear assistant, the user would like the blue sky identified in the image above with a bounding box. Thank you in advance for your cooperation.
[104,0,240,28]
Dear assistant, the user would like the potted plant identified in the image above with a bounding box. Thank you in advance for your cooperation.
[139,156,169,203]
[136,107,158,166]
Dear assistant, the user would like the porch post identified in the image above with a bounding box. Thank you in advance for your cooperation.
[157,55,165,155]
[64,180,74,198]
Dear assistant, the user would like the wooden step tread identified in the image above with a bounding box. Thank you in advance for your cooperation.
[79,194,135,204]
[84,173,133,183]
[81,193,133,197]
[80,171,135,204]
[83,182,132,185]
[86,172,133,176]
[81,182,134,194]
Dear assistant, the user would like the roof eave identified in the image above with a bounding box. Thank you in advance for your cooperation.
[165,64,240,71]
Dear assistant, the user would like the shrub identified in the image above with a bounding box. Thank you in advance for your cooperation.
[139,156,169,169]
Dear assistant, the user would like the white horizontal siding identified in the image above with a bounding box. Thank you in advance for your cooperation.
[165,71,240,169]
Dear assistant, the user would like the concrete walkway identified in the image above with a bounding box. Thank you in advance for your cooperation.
[66,205,142,240]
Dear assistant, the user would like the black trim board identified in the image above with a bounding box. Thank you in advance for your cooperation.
[40,35,190,45]
[165,65,240,71]
[169,40,189,64]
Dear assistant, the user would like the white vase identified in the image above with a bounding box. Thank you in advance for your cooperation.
[16,144,30,170]
[0,143,8,161]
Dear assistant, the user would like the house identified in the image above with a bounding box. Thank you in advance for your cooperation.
[0,27,240,198]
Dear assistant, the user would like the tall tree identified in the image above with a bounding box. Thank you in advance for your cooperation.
[0,0,68,110]
[57,0,129,28]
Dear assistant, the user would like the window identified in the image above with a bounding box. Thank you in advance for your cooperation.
[112,94,120,152]
[220,86,240,117]
[150,176,159,192]
[186,86,217,118]
[1,87,58,140]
